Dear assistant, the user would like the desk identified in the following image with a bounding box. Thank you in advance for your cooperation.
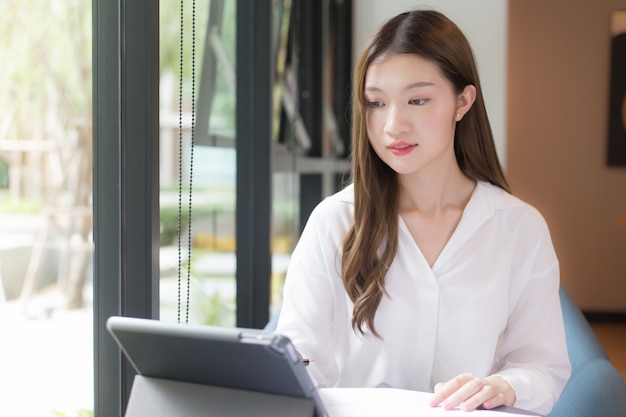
[319,388,544,417]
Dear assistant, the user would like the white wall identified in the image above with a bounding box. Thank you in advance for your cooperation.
[352,0,509,167]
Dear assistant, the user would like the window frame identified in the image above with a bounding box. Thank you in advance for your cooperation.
[93,1,160,415]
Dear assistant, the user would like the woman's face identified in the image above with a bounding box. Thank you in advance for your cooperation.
[364,53,470,179]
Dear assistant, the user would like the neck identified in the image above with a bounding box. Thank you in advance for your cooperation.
[397,168,476,215]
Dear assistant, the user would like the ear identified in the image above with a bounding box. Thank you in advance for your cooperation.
[455,84,476,121]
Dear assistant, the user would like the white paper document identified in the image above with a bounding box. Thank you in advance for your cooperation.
[319,388,540,417]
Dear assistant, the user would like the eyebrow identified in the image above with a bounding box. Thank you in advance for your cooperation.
[365,81,435,92]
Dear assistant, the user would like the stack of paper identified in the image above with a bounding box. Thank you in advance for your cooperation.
[318,388,540,417]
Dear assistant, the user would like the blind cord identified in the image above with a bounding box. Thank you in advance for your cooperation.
[186,0,197,324]
[177,0,197,324]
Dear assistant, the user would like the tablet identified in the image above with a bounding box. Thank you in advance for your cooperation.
[106,316,328,417]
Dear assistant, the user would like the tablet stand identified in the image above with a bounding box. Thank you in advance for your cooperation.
[125,375,316,417]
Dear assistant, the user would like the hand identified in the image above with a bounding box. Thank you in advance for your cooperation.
[428,373,516,412]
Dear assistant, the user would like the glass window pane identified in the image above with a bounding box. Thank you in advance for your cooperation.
[0,1,94,415]
[159,0,237,326]
[271,172,299,319]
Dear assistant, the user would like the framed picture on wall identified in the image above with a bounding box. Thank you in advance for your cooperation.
[607,10,626,167]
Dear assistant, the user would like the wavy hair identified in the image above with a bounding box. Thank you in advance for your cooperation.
[342,10,509,337]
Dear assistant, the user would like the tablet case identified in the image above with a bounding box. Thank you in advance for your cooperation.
[125,375,315,417]
[106,316,328,417]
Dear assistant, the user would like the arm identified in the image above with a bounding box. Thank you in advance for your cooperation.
[491,251,571,414]
[275,205,343,387]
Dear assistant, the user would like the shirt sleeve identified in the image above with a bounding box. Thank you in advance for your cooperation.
[492,217,571,415]
[275,203,342,387]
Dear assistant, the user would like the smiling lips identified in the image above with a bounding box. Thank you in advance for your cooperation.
[388,141,418,156]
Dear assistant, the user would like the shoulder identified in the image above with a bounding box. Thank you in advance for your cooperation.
[322,183,355,205]
[475,182,558,276]
[308,183,354,221]
[300,184,354,237]
[289,185,354,262]
[475,181,549,233]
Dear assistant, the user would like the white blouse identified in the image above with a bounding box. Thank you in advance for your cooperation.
[276,181,571,415]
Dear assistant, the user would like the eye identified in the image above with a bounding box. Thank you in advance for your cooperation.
[366,100,384,108]
[409,98,429,105]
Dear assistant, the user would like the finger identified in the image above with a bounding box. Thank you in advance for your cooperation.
[459,385,499,412]
[429,374,474,407]
[482,375,516,408]
[429,378,457,407]
[482,391,507,410]
[440,377,485,410]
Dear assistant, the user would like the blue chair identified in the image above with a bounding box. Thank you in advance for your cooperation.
[549,287,626,416]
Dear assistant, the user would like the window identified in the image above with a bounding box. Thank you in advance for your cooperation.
[0,1,94,415]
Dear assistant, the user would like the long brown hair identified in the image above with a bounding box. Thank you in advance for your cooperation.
[342,10,509,337]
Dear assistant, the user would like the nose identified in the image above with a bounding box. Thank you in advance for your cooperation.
[383,104,410,138]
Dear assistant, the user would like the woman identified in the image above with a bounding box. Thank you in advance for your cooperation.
[276,9,570,414]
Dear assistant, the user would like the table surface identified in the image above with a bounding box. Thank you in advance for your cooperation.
[318,388,543,417]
